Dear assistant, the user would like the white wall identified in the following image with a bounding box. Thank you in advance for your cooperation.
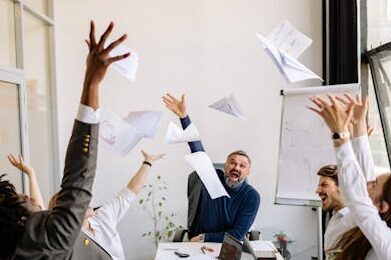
[55,1,322,259]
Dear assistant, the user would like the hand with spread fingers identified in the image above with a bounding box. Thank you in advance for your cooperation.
[81,20,130,109]
[127,150,165,194]
[336,94,369,137]
[141,150,165,165]
[308,93,355,137]
[7,153,34,176]
[7,153,46,210]
[162,93,187,118]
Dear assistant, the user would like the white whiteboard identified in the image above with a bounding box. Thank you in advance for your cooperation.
[275,83,360,206]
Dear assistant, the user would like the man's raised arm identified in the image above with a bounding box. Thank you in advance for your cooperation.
[17,21,130,252]
[162,93,205,152]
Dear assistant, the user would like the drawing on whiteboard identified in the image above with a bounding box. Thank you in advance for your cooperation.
[276,83,359,206]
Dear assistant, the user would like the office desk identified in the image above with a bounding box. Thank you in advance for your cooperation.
[155,242,284,260]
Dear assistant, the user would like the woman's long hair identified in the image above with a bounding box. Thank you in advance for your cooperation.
[330,175,391,260]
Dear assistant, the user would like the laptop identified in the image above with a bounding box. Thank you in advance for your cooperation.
[217,233,243,260]
[242,237,277,260]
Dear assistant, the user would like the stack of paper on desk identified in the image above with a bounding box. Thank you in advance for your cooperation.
[209,94,245,119]
[185,151,229,199]
[256,20,322,83]
[100,109,161,156]
[165,122,201,144]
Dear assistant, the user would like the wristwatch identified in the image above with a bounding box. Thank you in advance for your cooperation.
[331,131,350,140]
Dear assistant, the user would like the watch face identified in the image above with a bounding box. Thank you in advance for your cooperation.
[332,132,340,140]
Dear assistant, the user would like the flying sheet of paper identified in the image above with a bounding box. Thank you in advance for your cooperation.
[108,42,139,82]
[256,33,322,83]
[209,94,245,119]
[165,122,201,144]
[124,111,162,138]
[266,20,312,59]
[100,109,143,156]
[185,151,229,199]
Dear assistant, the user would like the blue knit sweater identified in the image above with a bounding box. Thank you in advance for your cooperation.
[181,116,260,242]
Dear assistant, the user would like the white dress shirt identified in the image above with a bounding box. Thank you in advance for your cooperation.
[83,188,136,260]
[324,207,354,251]
[325,135,375,253]
[76,104,101,124]
[335,139,391,259]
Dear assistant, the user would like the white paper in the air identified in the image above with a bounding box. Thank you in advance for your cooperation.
[266,20,312,59]
[209,94,245,119]
[124,111,162,138]
[108,42,139,82]
[165,122,201,144]
[100,109,142,156]
[185,151,229,199]
[256,33,322,83]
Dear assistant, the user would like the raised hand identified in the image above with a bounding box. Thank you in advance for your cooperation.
[81,21,130,109]
[84,21,130,88]
[336,94,369,137]
[7,153,34,175]
[162,93,187,118]
[308,94,355,134]
[141,150,165,164]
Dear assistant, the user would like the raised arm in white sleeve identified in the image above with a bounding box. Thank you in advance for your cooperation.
[335,142,391,259]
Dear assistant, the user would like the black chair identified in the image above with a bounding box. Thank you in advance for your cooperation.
[172,163,260,242]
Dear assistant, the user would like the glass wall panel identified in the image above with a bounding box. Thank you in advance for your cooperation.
[0,81,23,191]
[0,0,16,68]
[367,0,391,48]
[24,0,49,17]
[24,11,54,203]
[366,0,391,170]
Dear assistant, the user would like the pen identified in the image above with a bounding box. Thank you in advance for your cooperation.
[201,246,215,253]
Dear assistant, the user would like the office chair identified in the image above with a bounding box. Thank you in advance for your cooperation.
[172,163,260,242]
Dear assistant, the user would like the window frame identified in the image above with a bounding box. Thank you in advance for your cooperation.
[0,0,60,193]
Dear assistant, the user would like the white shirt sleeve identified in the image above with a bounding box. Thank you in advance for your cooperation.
[76,104,101,124]
[351,135,375,181]
[94,188,136,227]
[335,142,391,259]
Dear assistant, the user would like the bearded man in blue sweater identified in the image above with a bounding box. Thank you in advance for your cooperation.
[163,93,260,243]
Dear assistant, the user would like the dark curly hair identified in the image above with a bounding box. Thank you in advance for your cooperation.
[0,174,29,259]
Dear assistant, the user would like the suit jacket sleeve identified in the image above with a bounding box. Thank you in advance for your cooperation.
[14,120,99,256]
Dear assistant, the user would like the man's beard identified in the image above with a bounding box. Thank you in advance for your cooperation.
[224,175,245,189]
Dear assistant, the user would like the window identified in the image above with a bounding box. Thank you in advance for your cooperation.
[362,0,391,170]
[0,0,58,203]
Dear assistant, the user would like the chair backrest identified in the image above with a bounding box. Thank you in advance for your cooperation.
[187,163,225,230]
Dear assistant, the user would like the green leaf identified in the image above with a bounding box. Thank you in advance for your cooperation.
[158,202,162,207]
[139,199,144,204]
[162,197,166,201]
[158,211,162,217]
[157,175,161,180]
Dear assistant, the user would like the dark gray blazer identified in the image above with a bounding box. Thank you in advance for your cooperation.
[12,120,110,260]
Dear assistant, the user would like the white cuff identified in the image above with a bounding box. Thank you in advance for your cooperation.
[351,135,370,151]
[76,104,101,124]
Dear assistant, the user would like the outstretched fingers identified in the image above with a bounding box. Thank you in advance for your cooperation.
[107,52,130,65]
[97,21,114,50]
[89,20,97,48]
[104,34,128,54]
